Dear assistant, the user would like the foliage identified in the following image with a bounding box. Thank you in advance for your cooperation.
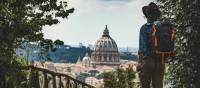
[156,0,200,87]
[28,69,40,88]
[17,43,92,63]
[38,39,55,61]
[103,71,118,88]
[76,70,100,82]
[54,39,64,45]
[96,73,104,80]
[103,66,136,88]
[76,73,91,82]
[88,70,100,76]
[0,0,74,87]
[49,45,92,63]
[0,56,29,88]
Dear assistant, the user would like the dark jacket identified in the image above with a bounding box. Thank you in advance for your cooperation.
[138,22,154,57]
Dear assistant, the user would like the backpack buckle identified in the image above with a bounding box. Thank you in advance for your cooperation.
[155,50,173,64]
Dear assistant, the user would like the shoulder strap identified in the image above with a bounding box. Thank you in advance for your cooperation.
[152,24,158,49]
[171,28,176,41]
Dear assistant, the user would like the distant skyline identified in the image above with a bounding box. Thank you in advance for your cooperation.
[43,0,154,48]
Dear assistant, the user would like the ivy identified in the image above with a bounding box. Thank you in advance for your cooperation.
[156,0,200,87]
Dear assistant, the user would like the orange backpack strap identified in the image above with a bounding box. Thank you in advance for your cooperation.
[171,28,176,41]
[152,25,158,48]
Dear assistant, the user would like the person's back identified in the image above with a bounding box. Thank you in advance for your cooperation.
[137,2,175,88]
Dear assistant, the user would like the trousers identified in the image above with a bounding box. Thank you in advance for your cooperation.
[139,56,165,88]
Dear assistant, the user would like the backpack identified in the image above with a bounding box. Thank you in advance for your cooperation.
[151,21,176,64]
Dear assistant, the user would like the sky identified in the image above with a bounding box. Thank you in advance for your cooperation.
[43,0,154,48]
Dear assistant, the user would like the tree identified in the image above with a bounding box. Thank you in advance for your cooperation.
[103,71,118,88]
[88,70,100,76]
[0,0,74,87]
[103,66,136,88]
[54,39,64,46]
[38,39,54,61]
[76,73,91,82]
[156,0,200,87]
[54,39,64,49]
[96,73,104,80]
[18,42,34,63]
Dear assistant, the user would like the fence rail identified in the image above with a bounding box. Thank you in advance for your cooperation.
[24,65,95,88]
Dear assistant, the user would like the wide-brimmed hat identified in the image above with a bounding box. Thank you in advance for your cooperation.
[142,2,161,18]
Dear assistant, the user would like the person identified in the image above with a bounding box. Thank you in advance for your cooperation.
[137,2,171,88]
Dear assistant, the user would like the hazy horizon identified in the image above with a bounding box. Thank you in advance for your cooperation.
[43,0,154,48]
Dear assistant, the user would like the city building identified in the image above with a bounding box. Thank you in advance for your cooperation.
[85,77,103,87]
[31,25,138,88]
[82,53,91,68]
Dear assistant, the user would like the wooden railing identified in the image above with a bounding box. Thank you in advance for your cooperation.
[24,65,95,88]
